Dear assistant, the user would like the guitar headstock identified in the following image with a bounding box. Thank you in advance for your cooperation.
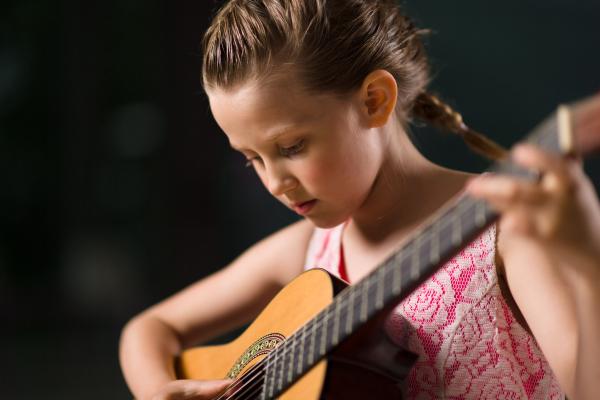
[567,92,600,157]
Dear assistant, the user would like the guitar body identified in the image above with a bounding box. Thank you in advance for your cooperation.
[175,269,416,399]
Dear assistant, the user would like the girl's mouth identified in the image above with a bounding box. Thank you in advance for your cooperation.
[293,199,317,215]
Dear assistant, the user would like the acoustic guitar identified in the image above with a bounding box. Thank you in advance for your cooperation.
[175,96,600,399]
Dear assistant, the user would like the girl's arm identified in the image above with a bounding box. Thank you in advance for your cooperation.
[467,144,600,399]
[119,218,314,400]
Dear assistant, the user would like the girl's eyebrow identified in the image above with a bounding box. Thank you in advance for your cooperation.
[230,124,307,151]
[264,125,300,142]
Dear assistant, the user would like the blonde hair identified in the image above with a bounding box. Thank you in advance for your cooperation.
[202,0,507,161]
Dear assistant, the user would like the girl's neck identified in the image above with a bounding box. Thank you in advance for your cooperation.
[348,126,472,246]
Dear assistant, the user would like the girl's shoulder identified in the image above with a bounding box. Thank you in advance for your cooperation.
[248,218,316,286]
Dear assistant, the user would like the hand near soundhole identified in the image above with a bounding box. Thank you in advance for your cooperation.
[149,379,233,400]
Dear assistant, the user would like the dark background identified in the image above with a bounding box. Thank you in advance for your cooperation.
[1,0,599,398]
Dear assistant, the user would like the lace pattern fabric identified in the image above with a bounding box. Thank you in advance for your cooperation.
[304,224,564,399]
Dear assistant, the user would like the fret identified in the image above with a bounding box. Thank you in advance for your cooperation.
[297,324,306,374]
[359,278,369,323]
[260,377,267,400]
[287,335,295,384]
[391,251,404,296]
[345,287,355,335]
[375,266,385,310]
[526,110,561,155]
[265,346,274,399]
[308,318,317,365]
[410,234,421,281]
[267,343,279,397]
[460,198,479,241]
[319,311,329,356]
[451,210,462,246]
[459,199,470,237]
[438,211,454,255]
[475,199,486,228]
[429,222,440,264]
[332,296,341,346]
[277,345,284,392]
[419,229,432,265]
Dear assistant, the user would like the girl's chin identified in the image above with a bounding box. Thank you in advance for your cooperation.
[303,212,348,230]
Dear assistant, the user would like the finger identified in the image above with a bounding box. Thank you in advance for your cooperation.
[466,174,546,209]
[501,207,537,236]
[570,92,600,156]
[152,380,234,400]
[187,379,233,397]
[511,144,571,189]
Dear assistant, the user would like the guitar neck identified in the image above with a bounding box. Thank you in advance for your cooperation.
[261,106,573,400]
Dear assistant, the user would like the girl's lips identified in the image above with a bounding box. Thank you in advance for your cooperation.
[293,199,317,215]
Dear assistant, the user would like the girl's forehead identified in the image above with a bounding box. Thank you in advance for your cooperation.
[207,79,345,144]
[208,76,321,113]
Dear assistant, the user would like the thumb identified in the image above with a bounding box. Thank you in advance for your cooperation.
[185,379,234,397]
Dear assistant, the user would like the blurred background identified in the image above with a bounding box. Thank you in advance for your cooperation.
[1,0,599,398]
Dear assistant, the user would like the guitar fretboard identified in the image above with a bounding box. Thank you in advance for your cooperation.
[260,108,567,400]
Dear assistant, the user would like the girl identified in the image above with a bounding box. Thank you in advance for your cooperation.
[119,0,600,399]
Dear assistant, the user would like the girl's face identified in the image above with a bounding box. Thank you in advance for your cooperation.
[206,77,385,228]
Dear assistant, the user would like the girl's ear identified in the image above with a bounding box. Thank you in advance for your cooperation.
[359,69,398,128]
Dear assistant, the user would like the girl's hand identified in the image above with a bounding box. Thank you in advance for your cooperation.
[149,379,233,400]
[466,143,600,270]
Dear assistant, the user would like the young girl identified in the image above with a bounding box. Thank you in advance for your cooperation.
[119,0,600,399]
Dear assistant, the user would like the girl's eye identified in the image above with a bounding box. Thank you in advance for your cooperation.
[279,140,305,157]
[245,157,262,168]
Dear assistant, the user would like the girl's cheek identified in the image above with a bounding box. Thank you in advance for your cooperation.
[302,165,326,187]
[305,154,339,184]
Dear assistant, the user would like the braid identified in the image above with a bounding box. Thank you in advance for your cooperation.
[412,92,508,161]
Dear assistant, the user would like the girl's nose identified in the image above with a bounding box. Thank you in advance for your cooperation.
[266,166,298,196]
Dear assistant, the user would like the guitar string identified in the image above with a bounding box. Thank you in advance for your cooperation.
[234,375,264,400]
[236,381,264,400]
[213,359,267,400]
[216,364,265,400]
[215,194,487,399]
[214,363,262,400]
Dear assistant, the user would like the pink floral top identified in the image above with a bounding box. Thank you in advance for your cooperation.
[304,223,565,399]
